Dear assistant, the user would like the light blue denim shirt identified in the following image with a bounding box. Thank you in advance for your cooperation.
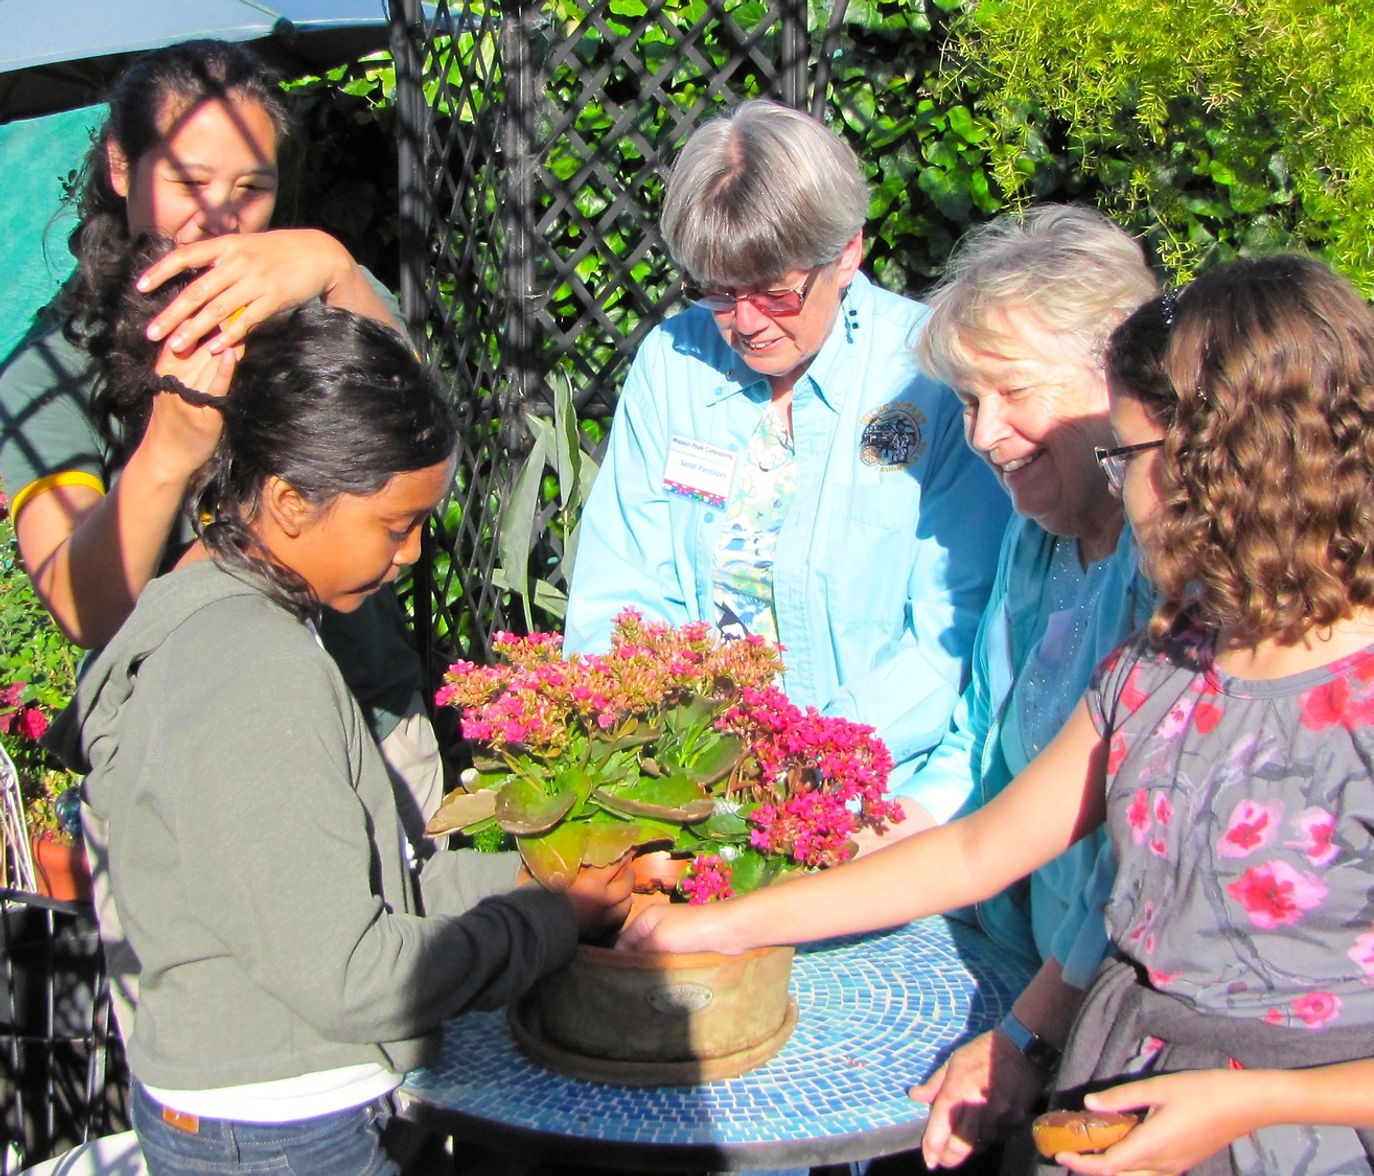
[565,272,1010,790]
[895,514,1156,987]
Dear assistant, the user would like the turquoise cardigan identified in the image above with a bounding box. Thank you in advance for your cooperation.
[894,514,1156,987]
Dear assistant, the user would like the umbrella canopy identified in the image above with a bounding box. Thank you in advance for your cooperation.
[0,0,402,121]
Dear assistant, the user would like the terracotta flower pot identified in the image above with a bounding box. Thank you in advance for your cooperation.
[511,941,797,1084]
[29,835,93,904]
[630,850,692,894]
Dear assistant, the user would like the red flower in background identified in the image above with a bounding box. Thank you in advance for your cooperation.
[0,681,49,741]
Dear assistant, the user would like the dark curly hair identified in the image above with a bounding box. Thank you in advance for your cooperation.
[86,236,203,460]
[1106,255,1374,646]
[59,40,295,374]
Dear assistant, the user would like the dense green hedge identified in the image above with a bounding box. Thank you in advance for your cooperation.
[945,0,1373,295]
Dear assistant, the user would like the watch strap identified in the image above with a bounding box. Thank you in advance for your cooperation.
[998,1010,1062,1072]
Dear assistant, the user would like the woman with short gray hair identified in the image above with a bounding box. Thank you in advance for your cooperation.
[566,99,1008,798]
[660,99,869,283]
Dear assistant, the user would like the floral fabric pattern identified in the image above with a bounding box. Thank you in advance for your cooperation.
[1091,625,1374,1027]
[1088,624,1374,1174]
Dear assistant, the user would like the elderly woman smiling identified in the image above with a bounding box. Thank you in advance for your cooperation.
[565,100,1007,790]
[866,204,1160,1168]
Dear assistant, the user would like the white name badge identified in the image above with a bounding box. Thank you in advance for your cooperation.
[663,435,736,507]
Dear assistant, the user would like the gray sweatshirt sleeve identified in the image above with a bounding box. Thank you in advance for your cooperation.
[124,612,576,1047]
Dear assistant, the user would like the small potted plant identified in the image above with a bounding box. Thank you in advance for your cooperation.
[428,610,901,1081]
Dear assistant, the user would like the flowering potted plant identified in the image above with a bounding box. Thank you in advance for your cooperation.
[428,610,901,901]
[428,610,901,1080]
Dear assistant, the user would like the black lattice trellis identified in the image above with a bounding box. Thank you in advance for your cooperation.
[389,0,851,681]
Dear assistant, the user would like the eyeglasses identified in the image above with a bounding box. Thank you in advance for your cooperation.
[1094,439,1164,493]
[682,267,822,317]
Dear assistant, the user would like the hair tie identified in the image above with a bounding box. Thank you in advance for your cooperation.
[152,374,227,410]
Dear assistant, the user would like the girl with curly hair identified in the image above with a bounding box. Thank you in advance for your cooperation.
[623,255,1374,1176]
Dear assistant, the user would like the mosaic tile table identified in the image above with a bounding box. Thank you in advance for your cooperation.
[402,916,1031,1173]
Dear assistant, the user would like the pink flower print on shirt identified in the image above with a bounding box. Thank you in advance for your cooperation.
[1158,696,1197,739]
[1120,664,1150,713]
[1226,860,1328,929]
[1148,792,1173,856]
[1192,699,1225,733]
[1107,732,1129,775]
[1127,788,1151,845]
[1348,927,1374,979]
[1126,899,1156,948]
[1218,799,1283,859]
[1291,991,1342,1029]
[1299,674,1374,731]
[1299,678,1349,731]
[1286,807,1339,867]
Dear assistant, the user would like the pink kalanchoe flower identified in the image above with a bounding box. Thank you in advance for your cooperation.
[434,614,896,895]
[680,854,734,904]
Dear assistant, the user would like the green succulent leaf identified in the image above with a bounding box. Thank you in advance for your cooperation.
[423,788,500,837]
[593,776,714,824]
[516,824,588,889]
[495,775,578,835]
[581,817,671,866]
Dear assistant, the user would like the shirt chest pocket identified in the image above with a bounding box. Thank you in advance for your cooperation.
[810,483,920,633]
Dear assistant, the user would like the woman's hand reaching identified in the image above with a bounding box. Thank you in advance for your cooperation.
[138,229,399,356]
[910,1029,1048,1169]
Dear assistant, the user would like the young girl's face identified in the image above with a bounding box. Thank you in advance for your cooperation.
[273,458,456,614]
[1107,387,1168,574]
[110,94,279,246]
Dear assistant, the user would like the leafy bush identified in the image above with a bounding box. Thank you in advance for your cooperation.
[943,0,1374,292]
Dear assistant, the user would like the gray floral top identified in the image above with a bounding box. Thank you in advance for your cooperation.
[1089,622,1374,1174]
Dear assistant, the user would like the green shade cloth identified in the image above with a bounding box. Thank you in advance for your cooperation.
[0,104,106,365]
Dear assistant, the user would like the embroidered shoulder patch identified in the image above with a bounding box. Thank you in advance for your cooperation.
[860,402,926,470]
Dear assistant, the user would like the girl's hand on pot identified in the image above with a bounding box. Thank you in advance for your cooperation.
[617,902,724,954]
[564,855,635,937]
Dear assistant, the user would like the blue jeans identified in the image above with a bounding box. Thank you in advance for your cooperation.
[132,1081,400,1175]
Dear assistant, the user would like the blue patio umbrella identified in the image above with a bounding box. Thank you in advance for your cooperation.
[0,0,407,122]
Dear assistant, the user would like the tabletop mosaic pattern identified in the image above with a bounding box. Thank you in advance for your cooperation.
[404,917,1031,1154]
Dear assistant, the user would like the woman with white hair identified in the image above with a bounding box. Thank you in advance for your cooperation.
[566,100,1008,792]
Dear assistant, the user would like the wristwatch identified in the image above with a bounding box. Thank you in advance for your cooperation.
[997,1010,1063,1072]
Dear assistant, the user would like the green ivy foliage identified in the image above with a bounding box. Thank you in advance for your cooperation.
[944,0,1374,293]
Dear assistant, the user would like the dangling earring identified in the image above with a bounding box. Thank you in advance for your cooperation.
[841,286,859,344]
